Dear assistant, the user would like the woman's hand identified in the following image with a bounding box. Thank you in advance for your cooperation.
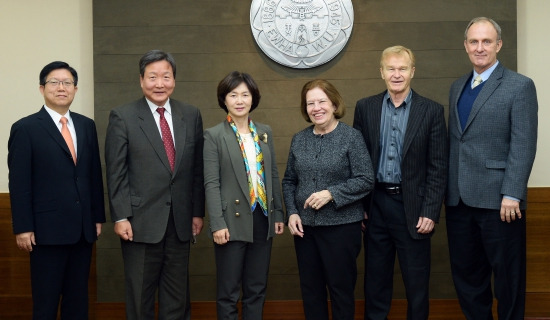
[288,214,304,238]
[213,228,230,245]
[275,222,285,235]
[304,190,333,210]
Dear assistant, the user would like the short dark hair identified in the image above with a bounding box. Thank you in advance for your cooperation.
[300,79,345,122]
[139,50,177,78]
[39,61,78,86]
[217,71,261,113]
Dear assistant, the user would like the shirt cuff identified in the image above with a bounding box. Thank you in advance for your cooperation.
[503,195,520,202]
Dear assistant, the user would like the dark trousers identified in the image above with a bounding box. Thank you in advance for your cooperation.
[30,238,93,320]
[214,207,272,320]
[364,189,431,320]
[121,211,191,320]
[446,200,526,320]
[294,221,362,320]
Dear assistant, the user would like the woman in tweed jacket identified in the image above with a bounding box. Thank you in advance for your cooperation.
[282,79,374,320]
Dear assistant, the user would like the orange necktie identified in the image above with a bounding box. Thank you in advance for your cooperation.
[60,116,77,165]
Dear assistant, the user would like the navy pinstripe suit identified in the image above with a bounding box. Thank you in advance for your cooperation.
[354,90,448,319]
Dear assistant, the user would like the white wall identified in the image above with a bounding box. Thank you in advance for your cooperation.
[0,1,547,191]
[0,0,94,190]
[518,1,549,186]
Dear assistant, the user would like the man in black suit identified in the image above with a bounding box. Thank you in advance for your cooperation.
[353,46,448,320]
[8,61,106,319]
[105,50,204,319]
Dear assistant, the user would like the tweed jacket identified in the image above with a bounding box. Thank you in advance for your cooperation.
[446,63,538,210]
[282,122,374,227]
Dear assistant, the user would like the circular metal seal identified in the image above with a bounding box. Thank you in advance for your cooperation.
[250,0,354,69]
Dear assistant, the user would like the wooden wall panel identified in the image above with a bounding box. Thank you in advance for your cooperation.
[93,0,520,303]
[1,188,548,318]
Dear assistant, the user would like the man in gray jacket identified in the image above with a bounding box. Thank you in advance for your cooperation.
[446,17,538,320]
[105,50,204,320]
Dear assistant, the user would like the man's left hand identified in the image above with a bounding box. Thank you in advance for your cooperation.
[192,217,204,236]
[416,217,435,234]
[96,223,102,238]
[500,198,521,223]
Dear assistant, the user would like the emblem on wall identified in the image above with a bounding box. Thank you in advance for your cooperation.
[250,0,354,69]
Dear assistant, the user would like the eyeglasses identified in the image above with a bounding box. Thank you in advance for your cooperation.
[45,79,75,88]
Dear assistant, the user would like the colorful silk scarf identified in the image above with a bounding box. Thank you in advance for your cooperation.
[227,115,268,216]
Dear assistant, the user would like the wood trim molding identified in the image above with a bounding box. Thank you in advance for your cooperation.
[528,187,550,203]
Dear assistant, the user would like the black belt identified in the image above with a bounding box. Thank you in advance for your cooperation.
[376,183,402,195]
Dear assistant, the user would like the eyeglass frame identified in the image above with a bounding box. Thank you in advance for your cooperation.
[44,79,75,88]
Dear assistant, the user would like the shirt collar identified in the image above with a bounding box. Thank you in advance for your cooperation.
[146,98,172,115]
[384,89,413,109]
[473,60,499,84]
[43,104,72,125]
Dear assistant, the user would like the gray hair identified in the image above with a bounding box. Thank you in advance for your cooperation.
[464,17,502,41]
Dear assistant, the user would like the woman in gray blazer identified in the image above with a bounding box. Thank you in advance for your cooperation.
[204,71,285,320]
[282,79,374,320]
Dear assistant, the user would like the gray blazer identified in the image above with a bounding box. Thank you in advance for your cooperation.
[105,97,205,243]
[204,121,284,242]
[447,63,538,210]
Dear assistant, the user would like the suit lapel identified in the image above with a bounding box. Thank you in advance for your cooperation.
[464,64,504,132]
[402,91,426,156]
[37,107,73,160]
[171,102,187,174]
[452,75,470,134]
[368,93,383,168]
[136,99,173,173]
[223,122,250,202]
[256,124,272,196]
[73,114,85,165]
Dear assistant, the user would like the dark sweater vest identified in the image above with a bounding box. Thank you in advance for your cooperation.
[458,77,486,130]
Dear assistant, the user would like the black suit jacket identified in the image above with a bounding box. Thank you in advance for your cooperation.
[8,107,106,244]
[353,90,448,239]
[105,98,204,243]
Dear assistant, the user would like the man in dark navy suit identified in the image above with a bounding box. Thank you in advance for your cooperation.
[8,61,105,319]
[354,46,448,320]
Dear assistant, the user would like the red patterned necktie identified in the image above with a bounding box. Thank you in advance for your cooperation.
[157,107,175,172]
[60,116,77,165]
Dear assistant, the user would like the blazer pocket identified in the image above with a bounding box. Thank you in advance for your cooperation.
[33,200,57,213]
[485,159,506,169]
[130,195,141,207]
